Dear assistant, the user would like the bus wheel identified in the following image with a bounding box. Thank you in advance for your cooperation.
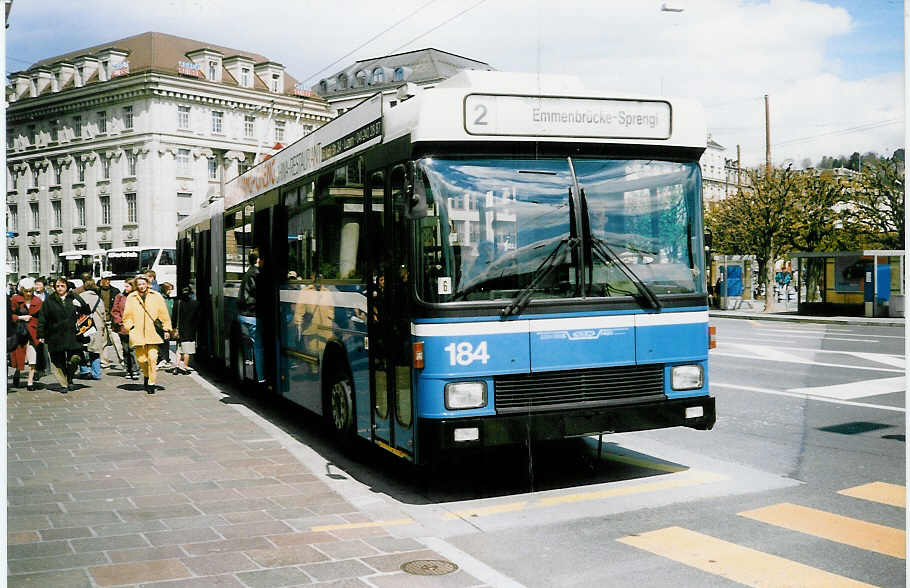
[328,371,354,438]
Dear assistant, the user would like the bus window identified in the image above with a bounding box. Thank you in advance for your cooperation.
[389,164,412,429]
[287,196,315,281]
[224,209,245,281]
[314,161,364,281]
[159,249,176,265]
[140,248,159,272]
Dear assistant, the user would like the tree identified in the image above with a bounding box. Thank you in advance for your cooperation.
[844,158,905,249]
[891,148,904,163]
[705,165,801,311]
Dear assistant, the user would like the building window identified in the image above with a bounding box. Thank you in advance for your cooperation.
[355,70,366,86]
[30,247,40,274]
[177,192,193,223]
[52,162,61,185]
[177,148,191,176]
[125,192,137,223]
[241,67,251,87]
[126,152,137,176]
[123,105,133,130]
[31,166,39,188]
[51,123,60,143]
[30,202,39,229]
[72,115,81,138]
[271,74,280,92]
[8,205,17,232]
[52,201,62,228]
[27,124,35,146]
[394,67,404,82]
[244,115,255,138]
[76,159,85,183]
[97,111,107,134]
[208,60,217,80]
[100,195,111,225]
[337,74,347,89]
[101,157,110,179]
[7,130,14,149]
[372,68,384,84]
[274,121,285,142]
[177,105,190,129]
[208,158,218,180]
[9,248,19,273]
[211,110,223,134]
[51,246,62,270]
[75,199,85,226]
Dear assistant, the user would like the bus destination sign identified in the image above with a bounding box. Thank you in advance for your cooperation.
[464,94,671,140]
[322,119,382,161]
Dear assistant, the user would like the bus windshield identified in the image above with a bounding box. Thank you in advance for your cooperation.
[107,251,141,277]
[415,158,704,305]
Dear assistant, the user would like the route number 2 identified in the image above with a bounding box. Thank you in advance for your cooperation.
[444,341,490,366]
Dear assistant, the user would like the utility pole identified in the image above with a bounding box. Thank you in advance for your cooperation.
[764,94,771,175]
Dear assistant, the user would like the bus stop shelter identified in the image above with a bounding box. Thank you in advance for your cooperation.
[792,250,905,318]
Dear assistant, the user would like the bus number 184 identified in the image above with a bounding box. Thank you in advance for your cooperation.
[443,341,490,366]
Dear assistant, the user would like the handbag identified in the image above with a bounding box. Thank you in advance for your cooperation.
[138,295,167,339]
[75,295,100,341]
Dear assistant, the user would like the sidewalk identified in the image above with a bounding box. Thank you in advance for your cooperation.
[7,365,487,587]
[709,309,905,327]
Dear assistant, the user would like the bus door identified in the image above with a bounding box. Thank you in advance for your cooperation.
[195,230,212,358]
[367,165,414,457]
[255,205,279,392]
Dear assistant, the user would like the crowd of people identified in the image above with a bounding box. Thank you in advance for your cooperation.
[7,270,199,395]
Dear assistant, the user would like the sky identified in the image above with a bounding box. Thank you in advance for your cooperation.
[5,0,905,168]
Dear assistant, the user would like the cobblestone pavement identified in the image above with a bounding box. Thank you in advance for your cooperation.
[7,366,485,587]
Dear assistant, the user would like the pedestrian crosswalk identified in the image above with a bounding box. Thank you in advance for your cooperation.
[618,481,905,586]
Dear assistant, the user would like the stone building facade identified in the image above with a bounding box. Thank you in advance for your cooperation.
[6,32,333,277]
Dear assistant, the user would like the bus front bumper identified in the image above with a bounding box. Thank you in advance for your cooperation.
[419,396,716,455]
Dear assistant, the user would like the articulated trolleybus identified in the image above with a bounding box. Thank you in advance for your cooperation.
[177,71,716,464]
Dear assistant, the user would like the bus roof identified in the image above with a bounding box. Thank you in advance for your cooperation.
[224,70,707,211]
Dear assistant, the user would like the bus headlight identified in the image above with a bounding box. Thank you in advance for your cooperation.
[445,381,487,410]
[671,365,704,391]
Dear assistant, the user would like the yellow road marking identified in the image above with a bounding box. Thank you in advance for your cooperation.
[739,503,906,559]
[618,526,875,587]
[443,502,528,520]
[537,470,727,507]
[839,482,906,509]
[311,518,414,532]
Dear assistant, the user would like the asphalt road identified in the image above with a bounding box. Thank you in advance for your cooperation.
[225,317,906,587]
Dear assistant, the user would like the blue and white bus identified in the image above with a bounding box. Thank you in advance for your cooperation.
[177,71,716,463]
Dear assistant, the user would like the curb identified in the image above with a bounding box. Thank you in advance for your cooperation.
[709,312,905,328]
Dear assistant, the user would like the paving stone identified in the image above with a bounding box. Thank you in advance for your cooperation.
[164,514,229,530]
[140,574,247,588]
[302,559,377,582]
[220,510,274,525]
[7,568,95,588]
[215,520,294,539]
[246,544,329,567]
[361,549,441,573]
[71,532,150,552]
[183,488,244,503]
[219,477,282,489]
[314,539,380,559]
[235,566,314,588]
[180,535,273,556]
[368,571,481,588]
[48,510,123,528]
[7,502,66,517]
[7,515,52,532]
[8,531,41,544]
[92,519,168,537]
[62,497,136,513]
[8,551,109,575]
[329,526,390,540]
[118,503,204,522]
[89,558,192,587]
[197,498,279,515]
[8,539,73,559]
[144,527,221,547]
[267,532,337,546]
[108,544,186,563]
[131,493,192,508]
[306,502,358,516]
[364,536,426,554]
[181,551,259,575]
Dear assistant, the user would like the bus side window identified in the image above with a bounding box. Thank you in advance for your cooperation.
[314,160,364,281]
[224,209,245,281]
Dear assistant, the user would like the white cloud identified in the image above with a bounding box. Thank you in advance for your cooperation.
[8,0,903,167]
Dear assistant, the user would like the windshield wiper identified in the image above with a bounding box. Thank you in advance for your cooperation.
[500,236,580,318]
[589,236,662,311]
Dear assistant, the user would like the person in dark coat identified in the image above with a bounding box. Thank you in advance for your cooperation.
[37,276,90,393]
[172,286,200,375]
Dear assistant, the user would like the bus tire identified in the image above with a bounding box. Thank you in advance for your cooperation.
[326,363,355,439]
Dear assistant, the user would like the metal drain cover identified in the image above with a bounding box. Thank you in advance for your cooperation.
[401,559,458,576]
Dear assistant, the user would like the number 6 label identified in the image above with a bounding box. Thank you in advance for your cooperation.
[443,341,490,366]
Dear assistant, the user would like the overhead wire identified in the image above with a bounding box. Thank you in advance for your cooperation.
[388,0,488,54]
[299,0,440,84]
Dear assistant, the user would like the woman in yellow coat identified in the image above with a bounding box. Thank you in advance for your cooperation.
[123,274,172,394]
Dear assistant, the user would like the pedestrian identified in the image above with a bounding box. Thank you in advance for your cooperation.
[238,250,264,382]
[8,277,43,390]
[123,274,172,394]
[34,277,46,301]
[97,273,123,367]
[32,277,51,377]
[77,276,107,380]
[111,279,139,379]
[37,277,90,393]
[172,286,199,375]
[157,282,174,369]
[145,270,160,292]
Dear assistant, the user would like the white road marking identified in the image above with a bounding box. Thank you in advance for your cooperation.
[712,382,906,413]
[847,352,906,369]
[788,376,906,400]
[711,349,904,374]
[723,333,879,343]
[744,325,905,339]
